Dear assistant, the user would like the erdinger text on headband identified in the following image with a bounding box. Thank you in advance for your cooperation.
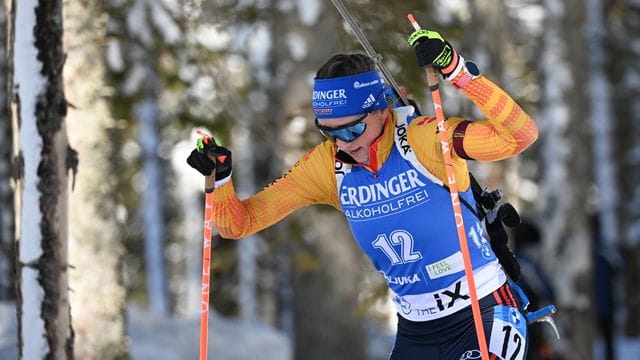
[312,70,388,120]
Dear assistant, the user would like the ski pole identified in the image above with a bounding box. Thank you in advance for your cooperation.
[200,181,214,360]
[198,130,215,360]
[330,0,409,107]
[407,14,490,360]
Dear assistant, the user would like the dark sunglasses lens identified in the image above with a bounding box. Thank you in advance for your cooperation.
[331,122,366,142]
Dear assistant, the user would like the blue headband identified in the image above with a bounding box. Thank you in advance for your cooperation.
[312,70,388,119]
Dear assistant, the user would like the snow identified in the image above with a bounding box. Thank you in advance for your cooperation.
[3,300,640,359]
[106,39,125,72]
[434,0,469,24]
[14,0,44,264]
[233,113,261,322]
[127,0,153,46]
[126,305,291,360]
[123,63,147,95]
[0,302,291,360]
[19,270,46,358]
[586,0,619,246]
[170,138,208,316]
[246,23,273,85]
[14,0,48,356]
[286,32,307,61]
[192,25,231,51]
[538,0,578,310]
[137,98,170,315]
[149,1,181,45]
[296,0,322,26]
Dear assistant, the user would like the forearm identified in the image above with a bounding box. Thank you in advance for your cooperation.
[210,146,338,239]
[211,180,306,239]
[457,74,538,160]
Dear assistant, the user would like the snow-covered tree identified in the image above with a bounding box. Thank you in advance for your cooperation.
[103,0,187,316]
[10,0,74,357]
[537,1,594,358]
[0,0,15,301]
[63,0,129,357]
[608,0,640,338]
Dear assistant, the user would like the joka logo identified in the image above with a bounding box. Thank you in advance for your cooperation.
[361,93,376,109]
[395,123,411,155]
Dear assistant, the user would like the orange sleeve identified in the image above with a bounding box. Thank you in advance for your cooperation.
[210,141,340,239]
[407,74,538,191]
[457,75,538,161]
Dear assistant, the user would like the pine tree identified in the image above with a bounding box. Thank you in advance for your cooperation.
[10,0,74,357]
[0,0,15,301]
[609,0,640,339]
[103,0,187,316]
[537,0,594,358]
[64,0,129,357]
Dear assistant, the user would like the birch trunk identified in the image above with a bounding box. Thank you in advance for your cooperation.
[137,65,170,316]
[0,0,15,301]
[64,0,129,357]
[103,0,171,316]
[608,1,640,337]
[10,0,74,357]
[538,1,594,358]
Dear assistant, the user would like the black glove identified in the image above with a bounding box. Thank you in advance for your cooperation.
[186,135,232,183]
[407,29,460,77]
[486,203,521,281]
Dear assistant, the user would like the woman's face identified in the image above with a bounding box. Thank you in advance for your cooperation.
[318,108,388,164]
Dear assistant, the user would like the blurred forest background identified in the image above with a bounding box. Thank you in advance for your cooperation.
[1,0,639,359]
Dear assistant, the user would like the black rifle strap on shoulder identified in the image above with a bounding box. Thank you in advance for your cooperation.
[441,172,488,221]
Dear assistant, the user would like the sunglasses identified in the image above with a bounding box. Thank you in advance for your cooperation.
[315,112,370,143]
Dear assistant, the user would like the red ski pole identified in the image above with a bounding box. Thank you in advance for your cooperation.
[407,14,490,360]
[198,130,215,360]
[200,181,214,360]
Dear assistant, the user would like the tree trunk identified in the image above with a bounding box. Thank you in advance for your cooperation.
[63,0,129,357]
[10,0,74,358]
[170,140,208,318]
[291,211,367,360]
[103,0,172,316]
[465,0,523,205]
[0,0,15,301]
[272,5,367,359]
[538,1,594,358]
[137,64,170,316]
[608,0,640,337]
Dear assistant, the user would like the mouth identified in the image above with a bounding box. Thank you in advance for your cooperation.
[346,147,367,159]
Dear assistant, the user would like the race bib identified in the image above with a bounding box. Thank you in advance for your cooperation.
[489,305,527,360]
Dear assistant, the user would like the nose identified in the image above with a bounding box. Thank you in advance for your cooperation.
[335,138,354,151]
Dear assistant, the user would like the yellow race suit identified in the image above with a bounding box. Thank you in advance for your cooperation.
[210,74,538,239]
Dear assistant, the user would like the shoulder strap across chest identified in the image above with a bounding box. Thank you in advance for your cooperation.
[393,106,444,186]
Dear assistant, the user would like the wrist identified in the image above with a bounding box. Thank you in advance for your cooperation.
[440,49,460,77]
[445,57,481,90]
[214,171,232,189]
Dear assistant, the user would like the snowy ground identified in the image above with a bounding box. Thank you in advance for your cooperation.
[127,305,291,360]
[1,302,290,360]
[3,301,640,359]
